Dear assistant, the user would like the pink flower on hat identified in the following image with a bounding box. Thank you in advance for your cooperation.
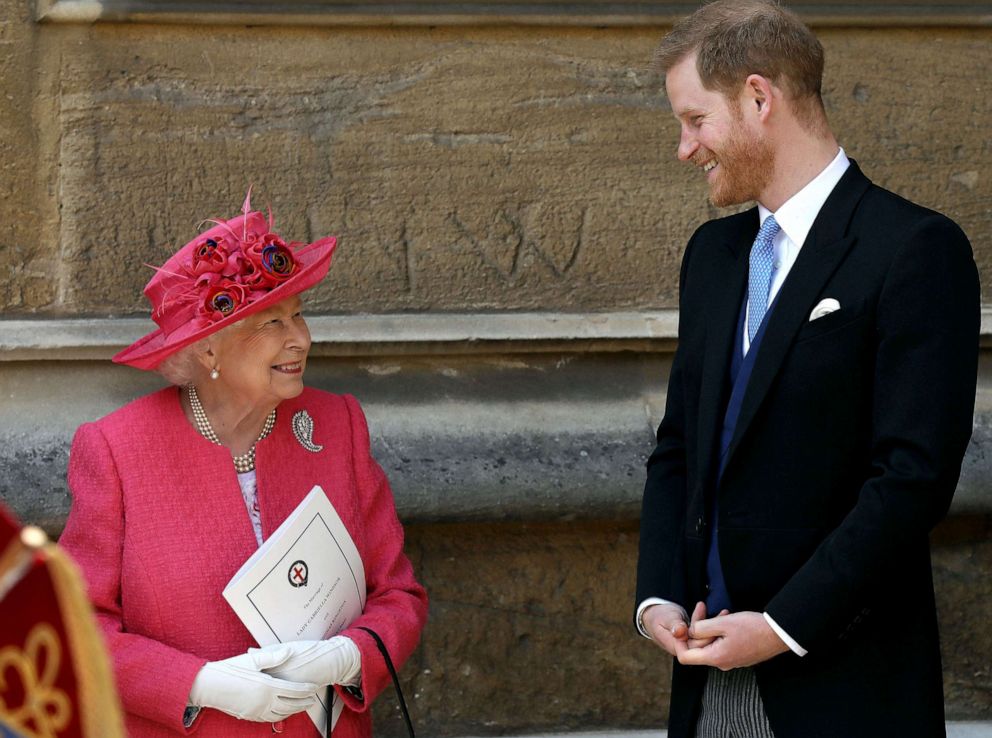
[181,227,299,322]
[199,280,251,323]
[188,236,236,280]
[242,235,298,289]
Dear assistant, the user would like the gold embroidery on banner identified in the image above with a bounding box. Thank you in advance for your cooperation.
[0,622,72,738]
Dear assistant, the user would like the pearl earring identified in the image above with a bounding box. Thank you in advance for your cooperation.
[210,367,220,380]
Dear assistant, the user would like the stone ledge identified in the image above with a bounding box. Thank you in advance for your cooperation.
[4,383,992,532]
[34,0,992,27]
[3,311,992,532]
[0,311,678,360]
[3,307,992,360]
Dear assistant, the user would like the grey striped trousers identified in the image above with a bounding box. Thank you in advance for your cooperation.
[695,667,776,738]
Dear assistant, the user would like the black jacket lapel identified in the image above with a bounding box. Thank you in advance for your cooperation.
[695,216,754,494]
[722,162,873,474]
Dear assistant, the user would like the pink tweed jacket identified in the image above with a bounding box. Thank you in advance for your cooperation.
[60,387,428,737]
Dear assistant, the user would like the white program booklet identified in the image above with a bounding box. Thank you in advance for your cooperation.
[223,485,366,736]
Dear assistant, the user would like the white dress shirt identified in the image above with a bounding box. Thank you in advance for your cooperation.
[744,148,851,354]
[637,148,851,657]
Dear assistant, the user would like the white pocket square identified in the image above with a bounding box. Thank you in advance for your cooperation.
[809,298,840,322]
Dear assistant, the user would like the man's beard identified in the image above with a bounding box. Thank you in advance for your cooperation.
[707,123,775,208]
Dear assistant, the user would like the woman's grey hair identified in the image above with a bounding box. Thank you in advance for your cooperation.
[156,339,209,386]
[155,319,242,386]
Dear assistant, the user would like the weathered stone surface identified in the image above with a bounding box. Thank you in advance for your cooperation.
[0,0,55,313]
[934,518,992,720]
[1,24,989,315]
[45,27,675,315]
[0,11,990,736]
[955,400,992,514]
[8,350,992,533]
[366,518,992,737]
[372,521,670,737]
[822,30,992,278]
[7,352,992,533]
[0,437,71,534]
[0,351,662,533]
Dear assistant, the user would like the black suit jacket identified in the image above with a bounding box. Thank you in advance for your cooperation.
[635,162,980,738]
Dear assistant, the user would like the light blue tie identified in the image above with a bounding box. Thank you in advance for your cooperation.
[747,215,781,342]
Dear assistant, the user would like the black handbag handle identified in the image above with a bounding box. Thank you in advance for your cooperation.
[356,626,415,738]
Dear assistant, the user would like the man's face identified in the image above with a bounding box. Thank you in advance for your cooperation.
[665,53,774,207]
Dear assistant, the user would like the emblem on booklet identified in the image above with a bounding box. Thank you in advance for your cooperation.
[288,560,309,587]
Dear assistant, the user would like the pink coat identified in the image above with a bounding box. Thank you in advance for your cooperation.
[60,387,428,737]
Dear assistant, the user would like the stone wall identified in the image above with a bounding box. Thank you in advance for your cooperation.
[1,2,990,734]
[1,17,990,316]
[379,517,992,736]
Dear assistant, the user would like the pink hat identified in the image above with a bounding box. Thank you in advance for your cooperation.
[113,192,337,371]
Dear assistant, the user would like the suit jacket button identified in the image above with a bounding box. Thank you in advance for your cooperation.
[695,517,705,535]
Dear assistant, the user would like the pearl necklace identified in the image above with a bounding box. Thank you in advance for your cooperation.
[187,384,276,474]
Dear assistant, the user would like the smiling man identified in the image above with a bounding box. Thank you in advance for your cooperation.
[634,2,980,736]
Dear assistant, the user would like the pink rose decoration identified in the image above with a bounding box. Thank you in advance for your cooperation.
[187,237,230,278]
[176,224,302,325]
[242,234,298,289]
[199,280,250,322]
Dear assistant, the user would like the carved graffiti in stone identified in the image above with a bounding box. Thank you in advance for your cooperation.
[447,203,588,283]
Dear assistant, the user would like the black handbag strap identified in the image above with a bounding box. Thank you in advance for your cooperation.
[356,626,415,738]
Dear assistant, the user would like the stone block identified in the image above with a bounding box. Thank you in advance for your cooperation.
[372,521,670,736]
[368,519,992,736]
[934,517,992,720]
[2,25,989,315]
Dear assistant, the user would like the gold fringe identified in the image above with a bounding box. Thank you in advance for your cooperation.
[0,534,22,580]
[0,534,31,603]
[44,544,126,738]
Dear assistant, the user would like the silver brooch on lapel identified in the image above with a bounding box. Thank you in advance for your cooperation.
[292,410,324,453]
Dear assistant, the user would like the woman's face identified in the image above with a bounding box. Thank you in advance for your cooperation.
[207,295,312,408]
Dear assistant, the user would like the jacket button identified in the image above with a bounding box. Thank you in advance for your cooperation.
[695,516,705,535]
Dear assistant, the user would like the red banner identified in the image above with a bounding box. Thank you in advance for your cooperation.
[0,503,124,738]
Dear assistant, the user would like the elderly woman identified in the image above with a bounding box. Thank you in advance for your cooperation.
[59,195,428,737]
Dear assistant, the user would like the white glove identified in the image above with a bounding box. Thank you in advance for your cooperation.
[252,636,362,688]
[189,646,320,722]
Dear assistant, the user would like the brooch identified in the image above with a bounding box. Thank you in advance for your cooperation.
[292,410,324,453]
